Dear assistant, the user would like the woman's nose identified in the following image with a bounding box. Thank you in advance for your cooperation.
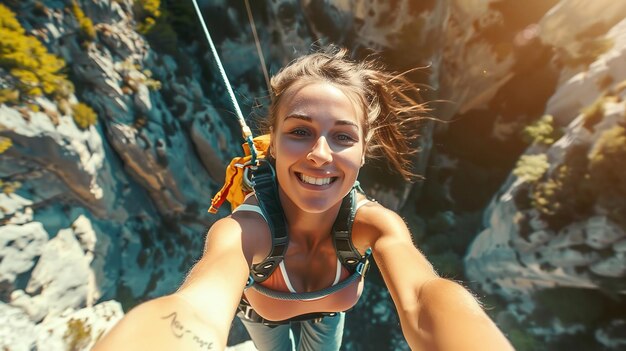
[307,136,332,166]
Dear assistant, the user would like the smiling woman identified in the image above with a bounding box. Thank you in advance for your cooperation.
[272,82,365,214]
[93,47,513,351]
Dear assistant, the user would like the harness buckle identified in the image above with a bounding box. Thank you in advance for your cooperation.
[242,163,257,190]
[356,259,370,276]
[245,274,254,288]
[242,305,254,320]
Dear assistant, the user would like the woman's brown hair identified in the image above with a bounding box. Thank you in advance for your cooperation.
[266,47,428,181]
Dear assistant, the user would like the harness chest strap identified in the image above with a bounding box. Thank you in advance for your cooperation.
[237,251,371,325]
[248,162,369,285]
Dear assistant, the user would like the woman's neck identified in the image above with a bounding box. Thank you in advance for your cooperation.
[278,188,342,249]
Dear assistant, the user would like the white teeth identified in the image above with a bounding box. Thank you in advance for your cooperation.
[299,174,333,186]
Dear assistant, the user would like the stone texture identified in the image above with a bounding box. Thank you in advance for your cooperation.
[0,299,123,351]
[0,222,47,287]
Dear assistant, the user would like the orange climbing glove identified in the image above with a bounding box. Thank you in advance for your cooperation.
[208,134,271,213]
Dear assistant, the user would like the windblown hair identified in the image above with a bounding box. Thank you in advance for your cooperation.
[266,47,428,181]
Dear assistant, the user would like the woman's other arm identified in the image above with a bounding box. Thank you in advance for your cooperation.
[362,206,513,351]
[93,216,256,350]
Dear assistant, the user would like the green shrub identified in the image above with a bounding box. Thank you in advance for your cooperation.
[0,4,71,100]
[143,14,178,55]
[137,0,161,18]
[531,144,594,230]
[134,0,161,34]
[71,0,96,43]
[523,114,561,145]
[0,4,24,34]
[71,102,98,129]
[0,136,12,154]
[588,125,626,225]
[0,88,19,104]
[0,180,21,194]
[513,154,549,183]
[532,178,561,216]
[581,95,618,131]
[142,69,162,90]
[64,318,92,351]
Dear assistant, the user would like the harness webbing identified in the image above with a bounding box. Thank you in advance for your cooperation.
[248,171,369,285]
[249,249,371,301]
[249,161,289,280]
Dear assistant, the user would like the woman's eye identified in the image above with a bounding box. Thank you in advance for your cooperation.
[289,129,309,137]
[337,134,356,142]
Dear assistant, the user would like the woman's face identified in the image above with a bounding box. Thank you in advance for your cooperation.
[271,81,365,213]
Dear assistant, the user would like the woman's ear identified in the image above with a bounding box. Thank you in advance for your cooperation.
[360,154,365,167]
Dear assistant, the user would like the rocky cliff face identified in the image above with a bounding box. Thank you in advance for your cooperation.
[466,5,626,350]
[1,0,238,349]
[0,0,625,350]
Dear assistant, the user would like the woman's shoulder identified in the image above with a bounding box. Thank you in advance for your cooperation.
[355,194,403,223]
[352,195,408,249]
[210,195,272,264]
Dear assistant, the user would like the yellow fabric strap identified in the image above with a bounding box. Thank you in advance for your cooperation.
[209,134,271,213]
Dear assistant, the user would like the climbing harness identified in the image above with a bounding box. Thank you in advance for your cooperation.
[238,299,339,326]
[237,181,372,325]
[247,183,371,286]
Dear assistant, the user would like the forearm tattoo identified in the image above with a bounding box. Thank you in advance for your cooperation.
[161,312,214,350]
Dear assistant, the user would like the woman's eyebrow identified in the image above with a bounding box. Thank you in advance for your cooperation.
[284,114,358,127]
[284,114,311,122]
[335,120,358,127]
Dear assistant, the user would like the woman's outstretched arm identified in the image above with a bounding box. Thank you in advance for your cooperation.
[93,216,256,351]
[362,205,514,351]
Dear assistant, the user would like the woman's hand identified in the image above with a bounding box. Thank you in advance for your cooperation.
[358,204,513,351]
